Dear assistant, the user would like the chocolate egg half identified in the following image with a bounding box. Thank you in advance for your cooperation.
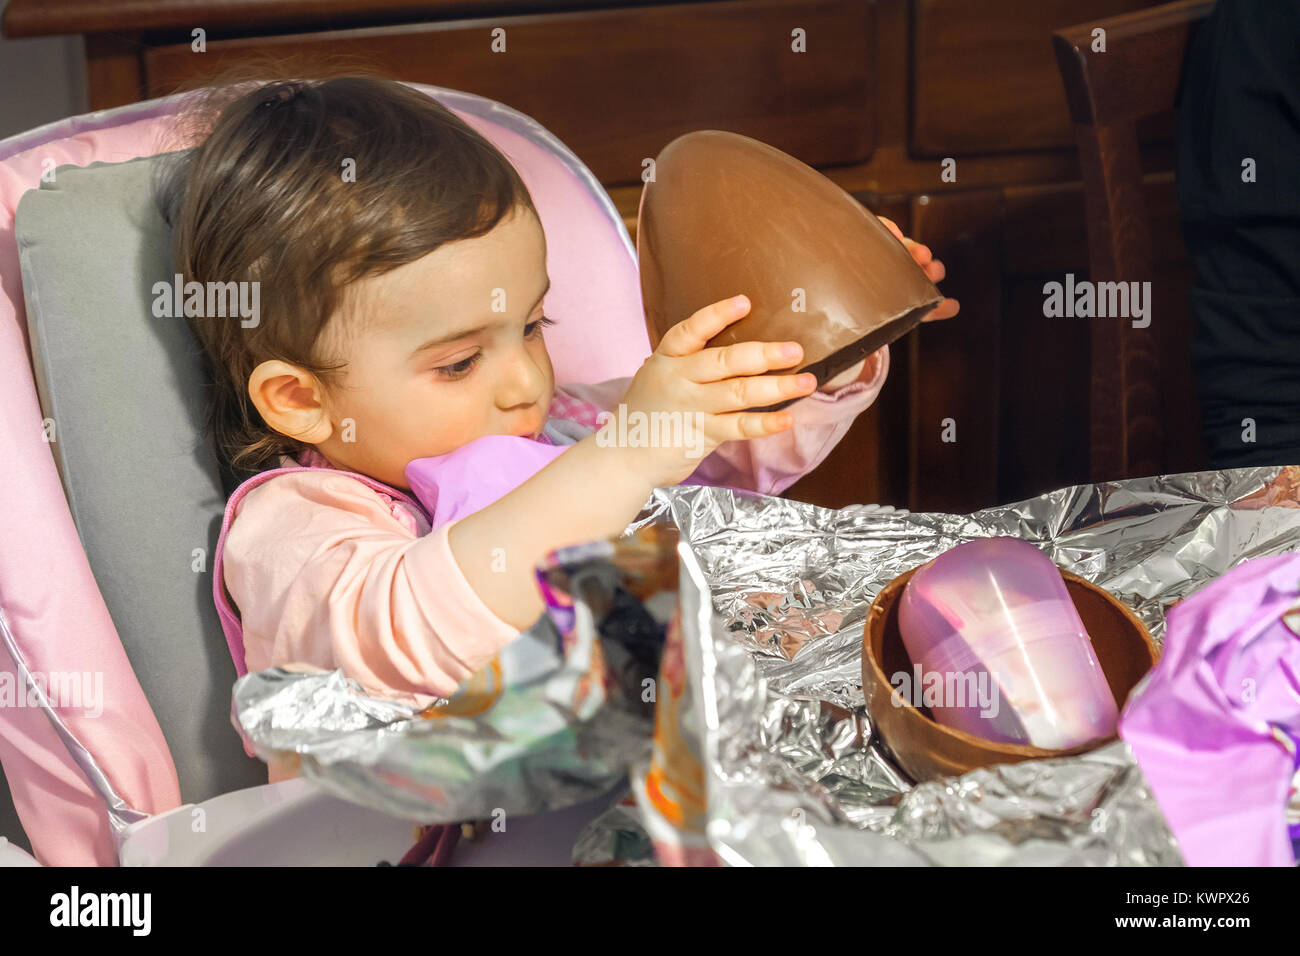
[637,130,942,409]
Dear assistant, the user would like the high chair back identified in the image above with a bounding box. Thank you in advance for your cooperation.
[0,82,649,865]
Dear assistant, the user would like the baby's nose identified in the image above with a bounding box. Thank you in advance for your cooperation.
[496,354,548,408]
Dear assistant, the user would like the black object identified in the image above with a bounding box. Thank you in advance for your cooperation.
[1178,0,1300,468]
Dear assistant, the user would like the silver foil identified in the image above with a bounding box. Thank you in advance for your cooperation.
[634,465,1300,865]
[570,790,660,866]
[232,608,655,823]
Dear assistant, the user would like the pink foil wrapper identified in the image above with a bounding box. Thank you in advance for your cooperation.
[1120,552,1300,867]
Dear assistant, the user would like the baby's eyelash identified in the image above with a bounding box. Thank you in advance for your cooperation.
[433,317,552,381]
[434,352,481,380]
[526,315,556,337]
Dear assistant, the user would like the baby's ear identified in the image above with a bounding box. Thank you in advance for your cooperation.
[247,360,333,443]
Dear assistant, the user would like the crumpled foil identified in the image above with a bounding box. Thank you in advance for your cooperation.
[616,465,1300,865]
[570,789,660,866]
[230,537,667,822]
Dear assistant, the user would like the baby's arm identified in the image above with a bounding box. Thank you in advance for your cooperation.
[223,471,523,702]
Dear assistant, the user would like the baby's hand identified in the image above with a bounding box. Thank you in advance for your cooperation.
[877,215,960,322]
[612,294,816,487]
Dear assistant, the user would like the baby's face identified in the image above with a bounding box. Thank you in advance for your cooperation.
[313,205,556,490]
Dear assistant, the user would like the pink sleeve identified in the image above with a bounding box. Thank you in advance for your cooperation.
[561,345,891,496]
[222,471,520,705]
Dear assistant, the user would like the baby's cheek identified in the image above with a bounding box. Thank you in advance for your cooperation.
[532,338,556,376]
[416,405,485,457]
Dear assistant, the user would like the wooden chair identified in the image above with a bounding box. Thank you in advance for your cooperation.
[1052,0,1213,483]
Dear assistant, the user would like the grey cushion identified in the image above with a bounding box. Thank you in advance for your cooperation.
[14,154,266,805]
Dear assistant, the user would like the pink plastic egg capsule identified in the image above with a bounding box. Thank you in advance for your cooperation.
[896,537,1118,750]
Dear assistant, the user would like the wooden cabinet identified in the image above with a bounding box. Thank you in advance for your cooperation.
[141,1,878,186]
[3,0,1193,513]
[911,0,1157,155]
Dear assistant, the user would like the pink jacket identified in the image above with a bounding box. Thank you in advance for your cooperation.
[214,348,890,714]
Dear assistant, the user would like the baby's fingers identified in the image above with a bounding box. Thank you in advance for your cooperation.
[687,339,805,383]
[921,297,961,321]
[878,215,947,282]
[702,372,817,412]
[658,295,751,357]
[708,410,797,442]
[878,215,906,242]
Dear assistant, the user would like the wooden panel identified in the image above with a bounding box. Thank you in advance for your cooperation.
[998,175,1202,500]
[998,184,1092,501]
[143,0,877,186]
[906,189,1003,513]
[85,32,145,110]
[998,279,1091,501]
[3,0,653,38]
[912,0,1159,156]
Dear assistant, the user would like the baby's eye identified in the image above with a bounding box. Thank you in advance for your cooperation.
[525,315,556,338]
[434,352,482,380]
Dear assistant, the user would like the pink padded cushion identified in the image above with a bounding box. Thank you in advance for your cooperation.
[0,86,647,865]
[0,109,183,867]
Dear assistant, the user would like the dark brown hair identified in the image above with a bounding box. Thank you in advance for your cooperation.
[154,63,538,481]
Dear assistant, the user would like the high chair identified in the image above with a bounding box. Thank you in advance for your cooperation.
[0,82,651,866]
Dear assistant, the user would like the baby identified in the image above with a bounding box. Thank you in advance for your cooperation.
[158,76,955,747]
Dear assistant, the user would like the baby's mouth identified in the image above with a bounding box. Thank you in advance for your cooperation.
[505,408,547,440]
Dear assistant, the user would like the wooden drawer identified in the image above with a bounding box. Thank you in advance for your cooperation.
[144,0,877,186]
[911,0,1159,157]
